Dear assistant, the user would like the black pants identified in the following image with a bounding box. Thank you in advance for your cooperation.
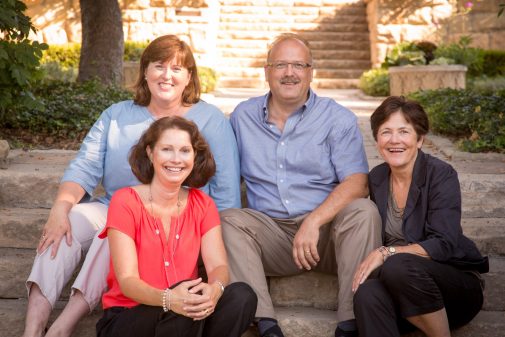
[96,282,257,337]
[353,254,484,337]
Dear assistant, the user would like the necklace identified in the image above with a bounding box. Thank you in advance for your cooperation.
[389,179,405,219]
[148,184,183,286]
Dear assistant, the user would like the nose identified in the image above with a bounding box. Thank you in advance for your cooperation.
[389,131,400,143]
[285,63,295,75]
[168,150,182,163]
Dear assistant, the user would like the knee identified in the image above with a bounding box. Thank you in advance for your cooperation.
[380,254,415,290]
[333,199,381,234]
[224,282,258,314]
[353,279,385,312]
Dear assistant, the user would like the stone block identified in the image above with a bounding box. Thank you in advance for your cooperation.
[270,272,338,310]
[0,140,9,169]
[0,208,49,249]
[123,61,140,90]
[389,65,467,96]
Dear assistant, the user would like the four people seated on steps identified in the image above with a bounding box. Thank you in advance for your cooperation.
[96,116,256,337]
[23,32,488,337]
[352,96,488,337]
[220,33,382,337]
[22,35,240,337]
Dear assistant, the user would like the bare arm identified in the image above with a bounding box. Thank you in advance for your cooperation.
[38,181,86,257]
[185,226,229,320]
[293,173,369,270]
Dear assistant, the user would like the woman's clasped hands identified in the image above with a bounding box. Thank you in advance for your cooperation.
[167,278,223,320]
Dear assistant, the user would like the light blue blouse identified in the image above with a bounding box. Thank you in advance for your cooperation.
[61,100,241,211]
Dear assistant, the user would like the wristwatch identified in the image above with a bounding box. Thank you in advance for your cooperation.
[387,246,396,256]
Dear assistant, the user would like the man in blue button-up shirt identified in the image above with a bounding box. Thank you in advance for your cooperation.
[221,33,382,337]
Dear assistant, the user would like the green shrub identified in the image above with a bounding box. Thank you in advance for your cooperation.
[433,36,484,77]
[0,0,48,111]
[124,41,148,61]
[482,49,505,77]
[468,76,505,93]
[40,43,80,68]
[383,41,426,68]
[409,88,505,153]
[359,68,389,96]
[0,80,132,139]
[198,66,218,93]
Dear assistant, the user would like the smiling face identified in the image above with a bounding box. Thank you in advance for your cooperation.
[265,38,313,107]
[147,128,195,186]
[145,57,191,107]
[376,110,424,171]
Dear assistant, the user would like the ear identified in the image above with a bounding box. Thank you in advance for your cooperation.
[417,135,425,149]
[146,146,153,161]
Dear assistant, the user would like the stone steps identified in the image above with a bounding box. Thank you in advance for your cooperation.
[216,1,370,88]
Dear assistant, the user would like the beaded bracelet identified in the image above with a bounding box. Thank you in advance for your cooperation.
[162,288,170,312]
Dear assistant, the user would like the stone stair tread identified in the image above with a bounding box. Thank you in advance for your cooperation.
[0,298,502,337]
[219,22,369,32]
[217,31,370,41]
[217,39,371,50]
[219,13,368,24]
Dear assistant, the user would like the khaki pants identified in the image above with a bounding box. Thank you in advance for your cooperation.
[220,198,381,323]
[26,202,109,311]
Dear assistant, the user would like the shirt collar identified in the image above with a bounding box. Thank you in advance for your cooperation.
[262,89,316,122]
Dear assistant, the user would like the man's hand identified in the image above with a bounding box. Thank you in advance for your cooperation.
[292,218,320,270]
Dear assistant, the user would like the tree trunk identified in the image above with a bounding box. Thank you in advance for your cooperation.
[77,0,124,85]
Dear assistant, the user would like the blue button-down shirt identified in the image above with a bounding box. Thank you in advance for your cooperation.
[230,90,368,218]
[61,100,241,211]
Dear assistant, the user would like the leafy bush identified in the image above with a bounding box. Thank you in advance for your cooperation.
[359,68,389,96]
[383,41,426,68]
[124,41,148,61]
[433,36,484,77]
[0,0,48,111]
[482,49,505,77]
[0,80,132,140]
[409,88,505,153]
[468,76,505,93]
[40,43,80,68]
[198,66,218,93]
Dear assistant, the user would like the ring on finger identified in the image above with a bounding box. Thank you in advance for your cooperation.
[204,308,209,314]
[305,250,310,254]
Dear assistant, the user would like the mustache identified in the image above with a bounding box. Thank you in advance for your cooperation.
[280,76,300,84]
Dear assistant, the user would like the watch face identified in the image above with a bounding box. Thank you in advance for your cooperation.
[388,246,396,254]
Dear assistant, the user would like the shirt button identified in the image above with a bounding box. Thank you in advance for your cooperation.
[176,234,180,240]
[155,229,159,235]
[280,179,284,183]
[285,200,290,204]
[279,164,283,168]
[164,261,169,267]
[281,141,285,146]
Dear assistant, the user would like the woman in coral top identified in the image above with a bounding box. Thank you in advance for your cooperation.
[96,116,256,337]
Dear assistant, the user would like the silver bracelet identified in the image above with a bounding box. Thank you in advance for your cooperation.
[215,280,225,294]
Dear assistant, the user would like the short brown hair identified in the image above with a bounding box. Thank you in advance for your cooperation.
[129,116,215,188]
[267,33,313,63]
[133,35,200,106]
[370,96,429,141]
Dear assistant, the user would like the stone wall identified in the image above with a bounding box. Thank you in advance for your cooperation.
[25,0,218,66]
[365,0,505,67]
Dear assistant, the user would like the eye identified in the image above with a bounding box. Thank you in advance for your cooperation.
[274,62,287,70]
[380,130,391,136]
[155,64,164,70]
[172,66,183,73]
[292,63,305,70]
[400,129,410,135]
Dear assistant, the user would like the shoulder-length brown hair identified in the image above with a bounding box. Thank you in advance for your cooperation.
[133,35,201,106]
[129,116,215,188]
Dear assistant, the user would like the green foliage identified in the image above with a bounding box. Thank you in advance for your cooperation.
[359,68,389,96]
[383,41,426,68]
[409,88,505,153]
[40,43,81,68]
[0,80,132,138]
[124,41,148,61]
[198,66,218,93]
[482,49,505,77]
[468,76,505,94]
[0,0,48,111]
[433,36,484,77]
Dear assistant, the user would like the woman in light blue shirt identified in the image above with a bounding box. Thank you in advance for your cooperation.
[21,35,240,337]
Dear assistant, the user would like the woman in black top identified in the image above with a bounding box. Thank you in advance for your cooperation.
[352,96,488,337]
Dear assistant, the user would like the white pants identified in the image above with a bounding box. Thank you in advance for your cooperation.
[26,202,109,311]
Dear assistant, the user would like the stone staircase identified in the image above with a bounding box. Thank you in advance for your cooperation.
[1,89,505,336]
[216,0,371,89]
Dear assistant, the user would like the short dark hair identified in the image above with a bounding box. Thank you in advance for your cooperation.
[370,96,429,141]
[133,35,200,106]
[129,116,215,188]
